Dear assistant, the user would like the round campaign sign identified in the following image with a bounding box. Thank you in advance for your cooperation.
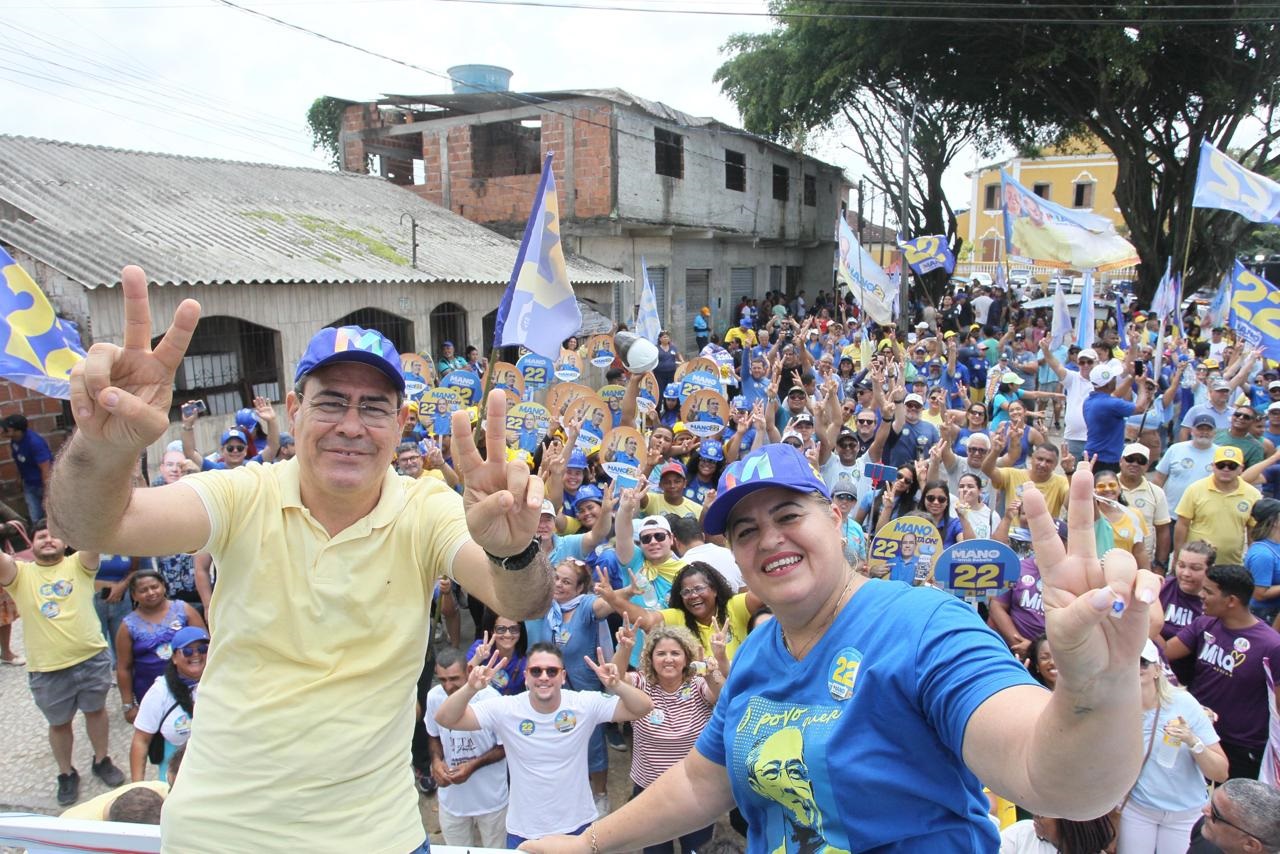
[517,353,554,395]
[599,384,626,427]
[566,394,610,452]
[420,387,461,437]
[487,361,525,399]
[546,382,597,420]
[635,373,660,413]
[676,357,720,383]
[555,349,583,382]
[602,426,645,488]
[931,539,1020,603]
[587,334,616,368]
[505,402,551,454]
[700,344,736,387]
[680,389,729,438]
[401,352,434,385]
[440,370,481,407]
[867,514,942,586]
[402,372,428,401]
[679,369,722,403]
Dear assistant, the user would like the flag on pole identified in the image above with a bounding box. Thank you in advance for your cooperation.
[1076,271,1096,350]
[1204,269,1234,330]
[0,246,86,399]
[1192,140,1280,224]
[634,256,661,344]
[895,234,956,276]
[1150,259,1177,321]
[835,215,897,325]
[1227,260,1280,361]
[493,152,581,358]
[1049,283,1073,350]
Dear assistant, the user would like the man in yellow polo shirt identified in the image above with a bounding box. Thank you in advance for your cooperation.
[0,523,124,806]
[1173,445,1260,566]
[48,266,554,854]
[982,439,1070,540]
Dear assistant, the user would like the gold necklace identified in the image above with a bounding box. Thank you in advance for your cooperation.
[782,573,854,660]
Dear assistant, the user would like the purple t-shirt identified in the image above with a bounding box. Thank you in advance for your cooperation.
[994,557,1045,640]
[1174,615,1280,749]
[1159,575,1204,687]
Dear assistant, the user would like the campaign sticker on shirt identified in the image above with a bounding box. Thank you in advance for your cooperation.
[51,580,73,598]
[1237,501,1250,513]
[519,720,536,736]
[646,708,665,727]
[174,713,192,736]
[491,669,511,689]
[932,539,1021,603]
[40,600,60,619]
[1234,637,1251,653]
[1020,574,1035,587]
[157,643,173,661]
[554,710,577,733]
[828,646,862,701]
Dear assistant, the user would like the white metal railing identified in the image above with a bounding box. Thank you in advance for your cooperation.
[0,814,510,853]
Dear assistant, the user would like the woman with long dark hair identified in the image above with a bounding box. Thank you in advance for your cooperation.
[115,569,204,724]
[129,625,205,781]
[467,611,529,696]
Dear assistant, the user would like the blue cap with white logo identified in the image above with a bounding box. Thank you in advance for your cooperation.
[663,385,681,400]
[295,325,405,393]
[698,439,725,462]
[703,443,830,536]
[573,483,604,510]
[567,448,589,469]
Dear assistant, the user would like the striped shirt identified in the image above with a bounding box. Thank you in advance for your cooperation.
[627,672,716,788]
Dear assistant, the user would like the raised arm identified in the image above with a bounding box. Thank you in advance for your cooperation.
[1040,337,1067,382]
[50,265,210,557]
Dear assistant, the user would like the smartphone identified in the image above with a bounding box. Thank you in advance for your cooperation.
[181,400,208,418]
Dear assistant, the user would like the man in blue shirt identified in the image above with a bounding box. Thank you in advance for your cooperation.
[1,414,52,523]
[886,393,941,467]
[1083,360,1150,473]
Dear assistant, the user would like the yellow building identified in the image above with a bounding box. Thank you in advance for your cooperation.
[956,140,1124,264]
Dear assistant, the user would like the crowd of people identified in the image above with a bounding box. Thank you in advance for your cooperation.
[1,268,1279,854]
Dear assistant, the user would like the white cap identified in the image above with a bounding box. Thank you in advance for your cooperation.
[904,393,925,406]
[637,515,671,535]
[1269,401,1280,413]
[1078,347,1099,362]
[1141,639,1160,664]
[1000,371,1024,386]
[782,429,803,444]
[1269,381,1280,391]
[1122,443,1150,461]
[1090,359,1123,387]
[540,499,556,517]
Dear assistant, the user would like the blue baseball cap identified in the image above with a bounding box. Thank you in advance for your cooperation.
[567,448,588,469]
[220,428,248,447]
[170,625,209,652]
[731,395,748,411]
[663,385,681,400]
[740,316,754,328]
[279,432,294,446]
[698,439,724,462]
[703,443,830,536]
[294,325,405,393]
[234,407,257,431]
[573,483,604,510]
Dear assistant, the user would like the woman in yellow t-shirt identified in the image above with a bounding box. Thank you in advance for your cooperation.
[596,561,764,674]
[1093,469,1151,571]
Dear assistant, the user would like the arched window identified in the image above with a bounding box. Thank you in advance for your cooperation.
[482,309,520,364]
[429,302,469,358]
[328,307,415,353]
[157,316,281,421]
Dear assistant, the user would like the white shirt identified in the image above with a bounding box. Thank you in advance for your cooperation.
[1062,370,1092,442]
[424,685,508,817]
[681,543,745,591]
[135,675,197,747]
[472,689,619,838]
[1154,441,1217,512]
[1000,820,1059,854]
[972,294,993,325]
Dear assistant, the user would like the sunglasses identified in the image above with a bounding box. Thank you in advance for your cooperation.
[1209,798,1256,839]
[855,418,875,426]
[1123,455,1148,464]
[492,625,521,635]
[639,532,668,544]
[1077,358,1095,365]
[1215,461,1240,470]
[528,666,562,678]
[223,445,247,453]
[178,643,209,657]
[1232,412,1254,420]
[924,494,948,503]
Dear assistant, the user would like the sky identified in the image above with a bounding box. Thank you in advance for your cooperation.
[0,0,979,220]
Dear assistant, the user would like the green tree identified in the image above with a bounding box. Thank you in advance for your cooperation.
[716,0,1280,300]
[305,96,355,170]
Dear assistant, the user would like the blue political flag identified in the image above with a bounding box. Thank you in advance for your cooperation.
[896,234,956,277]
[1192,140,1280,224]
[1076,272,1096,349]
[634,256,662,344]
[493,153,581,358]
[1228,261,1280,361]
[0,247,86,399]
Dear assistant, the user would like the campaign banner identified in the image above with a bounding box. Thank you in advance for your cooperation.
[1228,260,1280,362]
[1001,170,1138,270]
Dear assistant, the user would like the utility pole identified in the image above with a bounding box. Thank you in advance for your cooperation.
[898,96,919,327]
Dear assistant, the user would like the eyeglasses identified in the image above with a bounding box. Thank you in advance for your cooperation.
[492,625,521,635]
[223,444,247,453]
[1123,455,1148,464]
[300,394,397,427]
[1215,461,1241,470]
[1209,798,1257,839]
[639,532,668,544]
[528,666,562,678]
[1077,358,1095,365]
[855,419,876,426]
[178,643,209,657]
[680,584,710,598]
[968,409,985,416]
[924,494,948,503]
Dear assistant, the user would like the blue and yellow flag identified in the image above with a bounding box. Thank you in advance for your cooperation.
[1228,260,1280,361]
[0,246,86,399]
[494,153,581,359]
[896,234,956,277]
[1193,140,1280,224]
[634,256,661,344]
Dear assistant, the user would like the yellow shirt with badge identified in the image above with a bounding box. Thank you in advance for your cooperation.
[997,468,1069,528]
[1174,475,1260,565]
[658,592,752,660]
[2,553,105,672]
[160,460,469,853]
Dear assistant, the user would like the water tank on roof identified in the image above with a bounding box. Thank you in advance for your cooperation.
[448,65,513,94]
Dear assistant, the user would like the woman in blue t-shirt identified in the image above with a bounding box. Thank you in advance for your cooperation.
[1245,499,1280,624]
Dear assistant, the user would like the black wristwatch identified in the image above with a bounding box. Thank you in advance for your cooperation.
[485,538,541,572]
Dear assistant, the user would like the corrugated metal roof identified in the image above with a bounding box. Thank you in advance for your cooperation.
[0,135,628,289]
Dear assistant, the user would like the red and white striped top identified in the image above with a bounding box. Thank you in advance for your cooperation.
[627,672,716,788]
